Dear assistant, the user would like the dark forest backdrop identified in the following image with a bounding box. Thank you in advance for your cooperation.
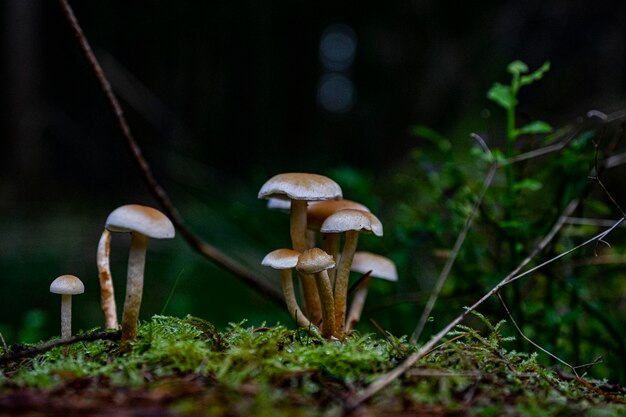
[1,1,626,382]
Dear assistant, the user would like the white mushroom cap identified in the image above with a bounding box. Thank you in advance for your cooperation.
[351,252,398,282]
[262,249,301,270]
[307,200,370,231]
[258,173,342,201]
[105,204,175,239]
[296,248,335,274]
[50,275,85,295]
[320,209,383,236]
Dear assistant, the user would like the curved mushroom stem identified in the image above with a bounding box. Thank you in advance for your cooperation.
[345,274,372,331]
[97,229,118,329]
[314,270,336,338]
[280,269,313,329]
[322,233,340,286]
[333,230,360,336]
[290,200,322,324]
[121,232,149,342]
[60,294,72,340]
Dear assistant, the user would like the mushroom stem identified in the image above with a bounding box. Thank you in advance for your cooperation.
[314,270,336,338]
[345,274,372,330]
[121,232,149,342]
[97,229,118,329]
[333,230,360,335]
[60,294,72,339]
[322,233,340,286]
[280,270,313,329]
[290,200,322,323]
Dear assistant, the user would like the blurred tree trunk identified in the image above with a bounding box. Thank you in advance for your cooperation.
[3,0,42,192]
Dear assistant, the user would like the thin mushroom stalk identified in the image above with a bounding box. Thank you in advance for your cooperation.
[313,269,336,338]
[279,269,313,328]
[296,248,336,339]
[346,274,372,330]
[291,200,323,324]
[97,229,118,329]
[60,294,73,339]
[121,232,148,342]
[333,231,359,334]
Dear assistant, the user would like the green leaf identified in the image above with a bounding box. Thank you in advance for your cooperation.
[520,61,550,86]
[507,60,529,75]
[516,120,553,135]
[411,125,451,151]
[487,83,514,109]
[512,178,543,192]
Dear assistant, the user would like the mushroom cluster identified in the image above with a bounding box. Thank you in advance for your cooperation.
[43,204,174,348]
[259,172,397,338]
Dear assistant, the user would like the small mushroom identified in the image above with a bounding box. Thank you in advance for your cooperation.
[50,275,85,340]
[297,248,336,338]
[262,249,313,329]
[105,204,175,342]
[258,173,342,323]
[345,252,398,330]
[320,209,383,335]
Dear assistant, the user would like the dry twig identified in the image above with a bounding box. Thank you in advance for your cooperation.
[57,0,283,306]
[0,330,121,366]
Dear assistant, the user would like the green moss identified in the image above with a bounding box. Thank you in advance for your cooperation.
[1,315,624,416]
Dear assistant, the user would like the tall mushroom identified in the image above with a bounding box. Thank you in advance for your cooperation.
[105,204,175,342]
[345,252,398,330]
[296,248,336,338]
[50,274,85,340]
[262,249,313,329]
[258,173,342,323]
[320,209,383,335]
[96,228,118,329]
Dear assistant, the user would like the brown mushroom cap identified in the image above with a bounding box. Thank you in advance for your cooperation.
[105,204,175,239]
[307,200,370,231]
[320,209,383,236]
[296,248,335,274]
[50,275,85,295]
[351,252,398,282]
[262,249,301,270]
[258,173,342,201]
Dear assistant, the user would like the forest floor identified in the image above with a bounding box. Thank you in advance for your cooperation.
[1,315,625,417]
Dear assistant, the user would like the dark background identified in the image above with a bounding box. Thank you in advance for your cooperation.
[1,0,625,380]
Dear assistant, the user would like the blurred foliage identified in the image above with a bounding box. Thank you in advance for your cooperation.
[379,60,626,384]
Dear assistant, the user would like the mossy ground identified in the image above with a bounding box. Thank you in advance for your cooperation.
[0,315,624,416]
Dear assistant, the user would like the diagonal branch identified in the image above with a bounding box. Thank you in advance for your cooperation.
[346,199,626,409]
[57,0,283,305]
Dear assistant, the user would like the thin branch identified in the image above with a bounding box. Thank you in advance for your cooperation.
[499,127,579,166]
[0,330,121,366]
[346,198,615,409]
[0,333,8,355]
[57,0,283,306]
[496,292,579,375]
[411,162,498,343]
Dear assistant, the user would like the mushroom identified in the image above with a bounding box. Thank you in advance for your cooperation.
[296,248,336,338]
[307,199,371,284]
[262,249,313,329]
[258,173,342,323]
[320,209,383,335]
[50,274,85,340]
[105,204,175,342]
[97,228,118,329]
[345,252,398,330]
